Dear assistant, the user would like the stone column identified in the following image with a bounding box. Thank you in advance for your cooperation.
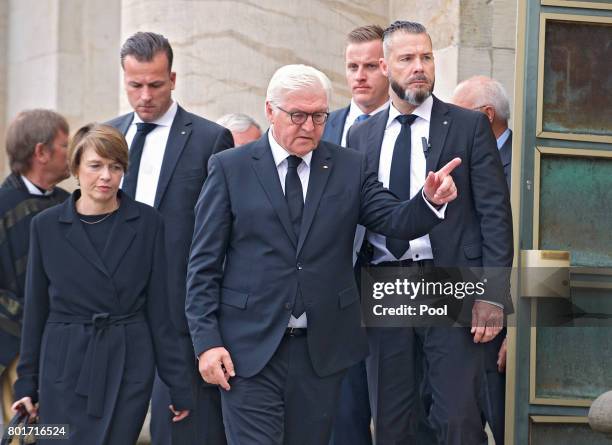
[120,0,389,127]
[2,0,121,182]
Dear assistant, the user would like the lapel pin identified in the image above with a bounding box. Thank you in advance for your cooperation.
[443,121,448,125]
[181,130,186,135]
[323,165,329,169]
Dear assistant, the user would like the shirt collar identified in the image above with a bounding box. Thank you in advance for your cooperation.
[386,95,433,129]
[267,128,313,168]
[132,100,178,127]
[497,127,511,150]
[347,98,391,124]
[21,175,51,196]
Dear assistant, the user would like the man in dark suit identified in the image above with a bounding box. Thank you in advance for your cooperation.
[322,25,389,147]
[452,74,514,445]
[186,63,461,445]
[453,75,512,187]
[0,110,70,427]
[106,32,233,445]
[321,24,390,445]
[347,22,513,445]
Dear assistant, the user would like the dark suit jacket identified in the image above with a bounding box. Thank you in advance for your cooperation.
[499,129,512,188]
[107,106,233,334]
[321,106,350,145]
[14,191,192,444]
[186,135,444,378]
[347,96,513,311]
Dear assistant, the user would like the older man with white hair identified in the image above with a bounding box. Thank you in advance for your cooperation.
[216,113,262,147]
[452,75,512,187]
[186,64,461,444]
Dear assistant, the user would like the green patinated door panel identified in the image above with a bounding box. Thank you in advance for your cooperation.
[512,1,612,444]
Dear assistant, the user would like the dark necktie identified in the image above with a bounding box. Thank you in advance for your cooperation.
[354,114,370,125]
[386,114,418,259]
[122,122,158,198]
[285,155,305,317]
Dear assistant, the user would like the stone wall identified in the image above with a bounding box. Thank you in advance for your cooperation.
[0,0,518,176]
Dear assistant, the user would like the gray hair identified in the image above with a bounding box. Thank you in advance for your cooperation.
[382,21,429,58]
[454,75,511,122]
[6,109,69,174]
[266,64,332,107]
[216,113,261,133]
[120,32,173,71]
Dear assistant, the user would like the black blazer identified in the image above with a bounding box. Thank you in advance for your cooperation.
[321,106,350,145]
[185,134,444,378]
[14,191,192,443]
[348,96,514,311]
[107,106,234,334]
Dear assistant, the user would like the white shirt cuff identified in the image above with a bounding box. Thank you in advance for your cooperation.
[421,189,446,219]
[475,299,504,310]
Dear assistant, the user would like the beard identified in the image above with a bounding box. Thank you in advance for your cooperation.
[389,74,434,107]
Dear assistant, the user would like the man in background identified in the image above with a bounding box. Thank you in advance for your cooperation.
[348,22,513,444]
[452,75,513,444]
[217,113,262,147]
[452,75,512,187]
[322,24,390,445]
[0,109,70,428]
[322,24,389,147]
[107,31,233,445]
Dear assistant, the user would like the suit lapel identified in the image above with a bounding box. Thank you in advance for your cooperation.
[117,113,133,135]
[102,192,138,277]
[366,108,389,172]
[426,96,451,173]
[326,106,349,145]
[59,194,110,278]
[296,144,332,256]
[154,106,192,208]
[500,130,512,167]
[250,136,297,247]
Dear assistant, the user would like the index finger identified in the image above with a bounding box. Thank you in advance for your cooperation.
[437,157,462,176]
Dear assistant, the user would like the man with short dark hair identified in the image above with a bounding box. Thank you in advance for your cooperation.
[107,31,234,445]
[0,109,70,427]
[348,21,513,444]
[323,24,389,147]
[322,24,390,445]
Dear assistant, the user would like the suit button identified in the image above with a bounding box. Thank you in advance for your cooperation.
[297,263,303,270]
[285,302,292,310]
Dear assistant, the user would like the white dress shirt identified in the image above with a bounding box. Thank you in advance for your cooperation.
[341,99,390,147]
[123,100,178,206]
[21,175,50,196]
[268,128,311,328]
[368,96,444,264]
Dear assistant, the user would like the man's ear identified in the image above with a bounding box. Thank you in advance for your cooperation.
[265,101,274,123]
[482,106,495,125]
[33,142,50,164]
[380,58,389,77]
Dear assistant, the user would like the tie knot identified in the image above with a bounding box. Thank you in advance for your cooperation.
[396,114,418,126]
[287,155,302,169]
[136,122,158,135]
[354,114,370,124]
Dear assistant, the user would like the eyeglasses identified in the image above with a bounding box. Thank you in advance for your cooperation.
[275,105,329,126]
